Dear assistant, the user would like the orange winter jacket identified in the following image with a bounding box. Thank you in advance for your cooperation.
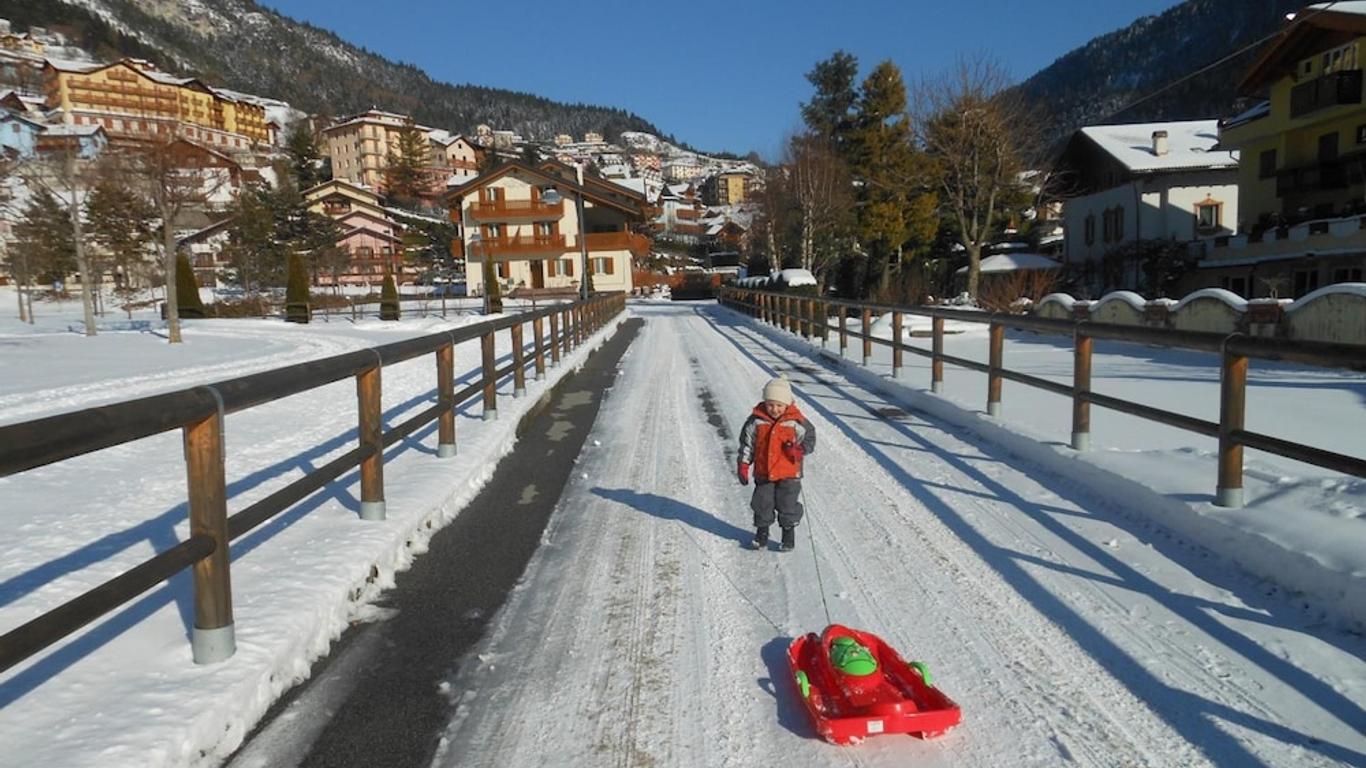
[738,402,816,482]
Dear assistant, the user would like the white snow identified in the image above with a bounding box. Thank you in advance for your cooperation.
[775,268,817,287]
[1286,281,1366,312]
[2,294,1364,767]
[954,252,1059,274]
[1079,120,1238,173]
[1091,290,1148,312]
[1172,287,1249,312]
[1037,293,1078,311]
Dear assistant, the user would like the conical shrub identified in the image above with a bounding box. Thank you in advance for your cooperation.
[380,267,401,321]
[285,252,310,324]
[175,251,207,319]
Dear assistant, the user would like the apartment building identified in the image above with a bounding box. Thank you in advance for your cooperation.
[323,109,463,195]
[41,57,269,151]
[449,160,649,297]
[1206,4,1366,296]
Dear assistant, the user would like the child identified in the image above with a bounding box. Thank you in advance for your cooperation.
[737,376,817,552]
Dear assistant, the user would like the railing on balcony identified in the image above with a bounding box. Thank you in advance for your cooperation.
[467,199,563,221]
[1289,69,1363,119]
[583,231,651,255]
[476,234,568,258]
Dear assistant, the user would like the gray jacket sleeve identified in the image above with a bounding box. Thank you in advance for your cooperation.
[798,416,816,455]
[738,414,759,464]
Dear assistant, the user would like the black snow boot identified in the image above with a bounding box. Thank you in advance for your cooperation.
[750,527,770,550]
[780,526,796,552]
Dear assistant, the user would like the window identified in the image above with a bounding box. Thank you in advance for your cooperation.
[497,262,509,279]
[546,259,559,278]
[563,259,574,277]
[1357,125,1366,145]
[1294,269,1320,297]
[1114,206,1124,240]
[1196,201,1222,231]
[1223,276,1248,297]
[1332,267,1363,282]
[1319,132,1340,163]
[1084,214,1095,246]
[1259,149,1277,179]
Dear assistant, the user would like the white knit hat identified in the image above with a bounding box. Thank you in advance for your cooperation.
[762,376,794,406]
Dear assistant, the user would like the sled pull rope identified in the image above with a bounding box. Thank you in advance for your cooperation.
[800,485,834,628]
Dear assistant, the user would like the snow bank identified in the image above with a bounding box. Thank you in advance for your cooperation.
[1286,281,1366,312]
[773,268,817,288]
[1173,287,1248,313]
[1091,291,1148,313]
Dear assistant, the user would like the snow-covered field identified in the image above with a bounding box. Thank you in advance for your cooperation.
[434,303,1365,767]
[2,296,1363,767]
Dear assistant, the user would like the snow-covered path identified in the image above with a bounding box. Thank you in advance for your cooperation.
[435,303,1366,768]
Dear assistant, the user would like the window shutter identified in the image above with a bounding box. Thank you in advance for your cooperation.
[547,259,558,277]
[565,259,574,277]
[605,256,615,275]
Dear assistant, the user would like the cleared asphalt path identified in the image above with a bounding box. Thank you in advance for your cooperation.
[225,319,642,768]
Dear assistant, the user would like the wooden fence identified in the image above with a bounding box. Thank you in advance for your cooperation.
[0,294,625,674]
[719,287,1365,507]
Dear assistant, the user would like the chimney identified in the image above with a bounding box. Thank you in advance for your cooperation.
[1152,130,1170,157]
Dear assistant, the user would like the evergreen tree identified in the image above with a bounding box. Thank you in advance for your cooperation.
[86,175,156,290]
[384,116,428,203]
[14,189,76,285]
[801,51,860,160]
[379,267,401,321]
[175,251,207,318]
[223,185,287,295]
[285,122,325,190]
[285,252,310,323]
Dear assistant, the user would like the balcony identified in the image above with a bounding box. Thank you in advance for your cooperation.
[467,199,564,222]
[474,234,568,259]
[1275,156,1366,198]
[583,231,651,257]
[1289,69,1363,119]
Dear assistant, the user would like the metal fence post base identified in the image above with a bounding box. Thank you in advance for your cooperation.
[931,381,943,394]
[1215,487,1244,509]
[514,387,526,398]
[987,402,1002,418]
[360,500,386,521]
[1070,432,1090,451]
[192,624,236,665]
[535,372,546,381]
[483,409,498,421]
[437,443,457,459]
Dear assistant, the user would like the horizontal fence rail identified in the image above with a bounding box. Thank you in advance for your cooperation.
[720,287,1366,510]
[0,294,625,675]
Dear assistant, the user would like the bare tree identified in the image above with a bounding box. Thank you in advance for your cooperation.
[917,57,1033,299]
[19,138,100,335]
[128,137,237,344]
[785,134,854,282]
[0,152,28,322]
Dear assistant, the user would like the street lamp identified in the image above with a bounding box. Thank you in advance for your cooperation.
[468,230,494,315]
[539,171,590,301]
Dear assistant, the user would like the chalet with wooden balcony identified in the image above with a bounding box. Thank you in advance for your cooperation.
[1211,4,1366,296]
[448,160,650,298]
[303,178,412,286]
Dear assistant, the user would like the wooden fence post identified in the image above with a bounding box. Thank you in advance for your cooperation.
[932,317,944,393]
[892,311,904,378]
[356,364,386,519]
[511,321,526,397]
[1072,331,1092,451]
[481,330,498,421]
[533,315,546,380]
[861,308,872,366]
[184,401,234,664]
[550,311,561,366]
[987,322,1004,417]
[437,342,457,457]
[1217,342,1248,508]
[839,305,848,357]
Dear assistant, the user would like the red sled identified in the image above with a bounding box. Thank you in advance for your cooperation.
[787,624,962,745]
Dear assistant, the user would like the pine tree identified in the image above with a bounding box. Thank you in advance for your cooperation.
[86,175,156,290]
[801,51,860,160]
[223,185,287,295]
[286,122,325,190]
[175,251,207,319]
[14,189,76,285]
[285,252,310,323]
[380,267,401,321]
[384,116,428,203]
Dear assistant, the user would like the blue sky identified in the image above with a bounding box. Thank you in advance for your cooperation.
[258,0,1184,155]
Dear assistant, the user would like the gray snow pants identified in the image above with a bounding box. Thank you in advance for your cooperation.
[751,478,803,529]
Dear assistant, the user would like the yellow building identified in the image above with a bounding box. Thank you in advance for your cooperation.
[702,170,750,206]
[1208,5,1366,296]
[41,58,269,148]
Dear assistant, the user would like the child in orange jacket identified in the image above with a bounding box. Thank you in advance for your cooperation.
[737,376,816,551]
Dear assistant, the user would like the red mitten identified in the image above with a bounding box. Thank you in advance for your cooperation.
[738,461,751,486]
[782,440,804,462]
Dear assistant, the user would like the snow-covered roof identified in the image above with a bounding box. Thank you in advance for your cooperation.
[774,268,817,287]
[1222,101,1270,130]
[1307,1,1366,17]
[955,253,1060,274]
[1079,120,1237,173]
[42,123,104,137]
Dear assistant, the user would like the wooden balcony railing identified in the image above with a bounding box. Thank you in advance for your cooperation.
[476,234,569,258]
[583,231,651,256]
[468,199,563,221]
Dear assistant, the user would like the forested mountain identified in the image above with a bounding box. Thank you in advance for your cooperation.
[1010,0,1306,148]
[1,0,668,142]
